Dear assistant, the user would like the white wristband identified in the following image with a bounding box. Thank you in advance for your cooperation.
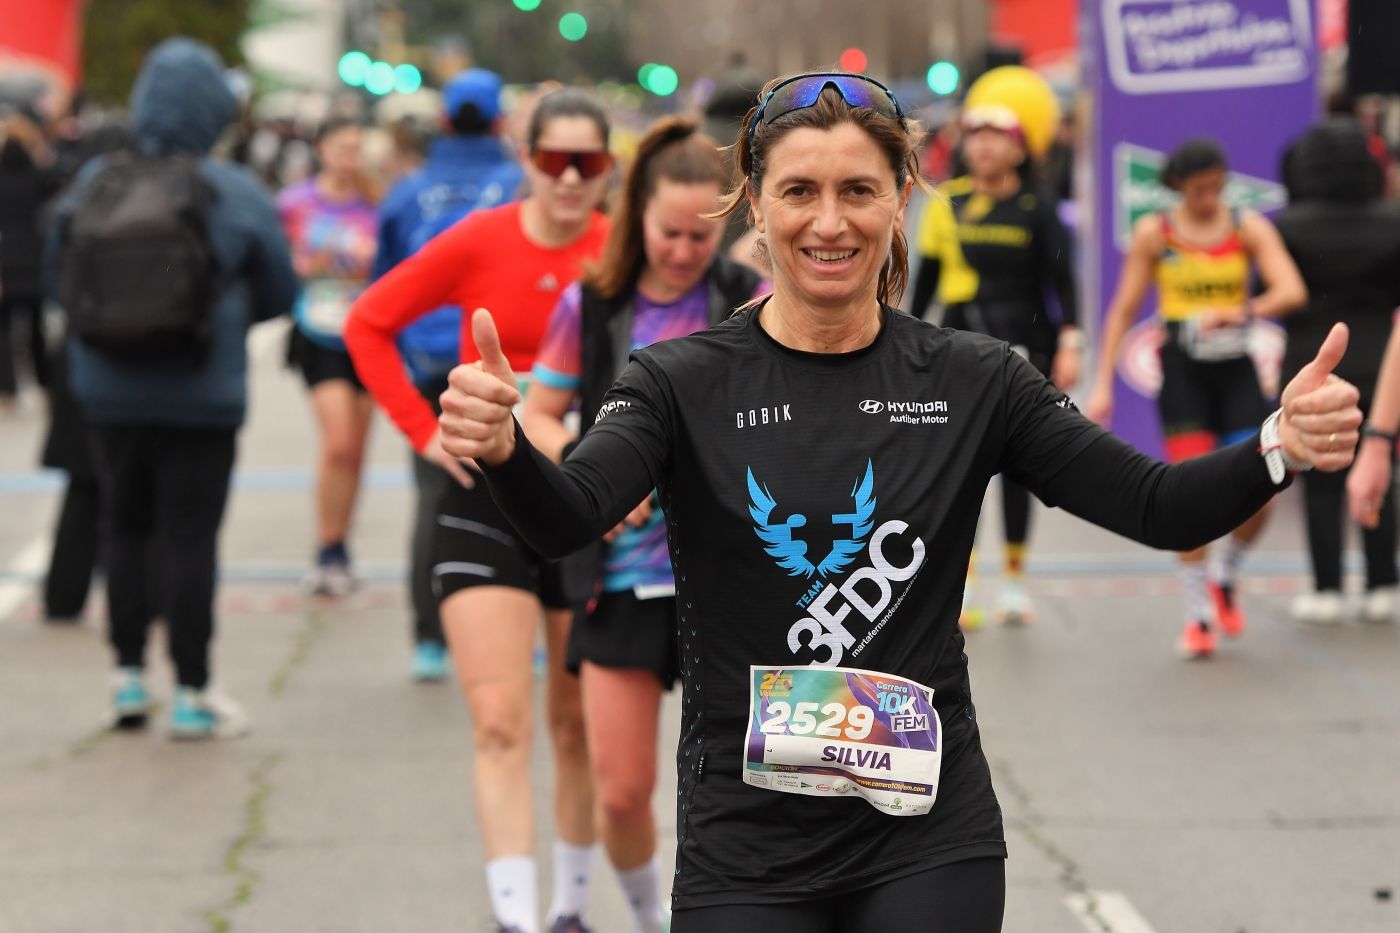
[1259,409,1312,484]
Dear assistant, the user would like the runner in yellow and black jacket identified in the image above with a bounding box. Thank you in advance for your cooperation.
[910,101,1081,630]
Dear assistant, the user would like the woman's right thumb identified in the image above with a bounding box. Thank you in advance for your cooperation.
[471,308,514,383]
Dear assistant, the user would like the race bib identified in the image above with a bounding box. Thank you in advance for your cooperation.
[743,664,942,816]
[1176,318,1251,361]
[294,280,362,348]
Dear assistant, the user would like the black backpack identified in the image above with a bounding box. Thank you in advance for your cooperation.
[58,153,217,358]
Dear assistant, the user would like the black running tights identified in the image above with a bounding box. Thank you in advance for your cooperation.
[671,857,1006,933]
[1301,467,1398,592]
[1002,478,1031,547]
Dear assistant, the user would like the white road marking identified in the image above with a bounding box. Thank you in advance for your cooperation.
[1065,891,1160,933]
[0,537,50,623]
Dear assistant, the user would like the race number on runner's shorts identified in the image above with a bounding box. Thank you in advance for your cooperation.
[743,664,942,816]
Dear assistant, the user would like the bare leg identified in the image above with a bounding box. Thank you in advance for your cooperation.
[581,662,662,869]
[309,381,373,548]
[443,586,541,858]
[544,608,595,846]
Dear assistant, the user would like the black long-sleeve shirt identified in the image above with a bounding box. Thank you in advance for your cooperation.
[482,306,1282,908]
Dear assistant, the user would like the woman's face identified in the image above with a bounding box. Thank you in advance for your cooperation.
[317,126,362,184]
[523,115,611,229]
[749,122,909,312]
[641,179,725,296]
[962,126,1025,178]
[1179,166,1226,221]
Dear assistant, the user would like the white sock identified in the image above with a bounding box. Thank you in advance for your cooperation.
[616,859,667,933]
[1182,562,1209,623]
[1209,535,1246,586]
[486,856,538,933]
[546,840,595,921]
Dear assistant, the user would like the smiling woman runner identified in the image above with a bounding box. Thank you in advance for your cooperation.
[345,89,613,933]
[437,73,1361,931]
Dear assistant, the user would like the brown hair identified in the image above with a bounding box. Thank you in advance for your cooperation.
[583,116,728,299]
[716,78,927,306]
[313,118,381,204]
[527,87,610,150]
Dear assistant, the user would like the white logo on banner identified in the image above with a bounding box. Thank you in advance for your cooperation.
[1102,0,1313,94]
[1112,143,1287,250]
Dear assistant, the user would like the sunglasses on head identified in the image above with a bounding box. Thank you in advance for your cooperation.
[747,72,905,144]
[530,148,614,180]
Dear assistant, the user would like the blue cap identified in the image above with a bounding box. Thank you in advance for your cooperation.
[442,68,503,122]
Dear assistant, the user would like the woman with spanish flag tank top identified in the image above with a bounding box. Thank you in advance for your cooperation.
[1087,139,1307,659]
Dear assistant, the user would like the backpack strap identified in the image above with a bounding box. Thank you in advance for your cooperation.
[577,284,632,432]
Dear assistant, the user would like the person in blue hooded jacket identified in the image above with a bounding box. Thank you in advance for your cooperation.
[47,38,299,739]
[372,68,525,682]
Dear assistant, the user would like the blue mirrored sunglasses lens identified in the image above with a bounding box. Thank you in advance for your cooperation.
[760,75,898,127]
[762,79,825,123]
[828,78,881,109]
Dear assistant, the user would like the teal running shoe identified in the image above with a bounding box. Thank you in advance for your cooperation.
[111,667,151,730]
[411,641,449,682]
[170,687,250,740]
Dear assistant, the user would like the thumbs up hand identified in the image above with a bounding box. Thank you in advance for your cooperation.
[438,309,523,466]
[1277,323,1362,471]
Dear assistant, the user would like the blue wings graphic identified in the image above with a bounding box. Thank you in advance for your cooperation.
[817,461,877,577]
[746,460,877,580]
[747,468,815,577]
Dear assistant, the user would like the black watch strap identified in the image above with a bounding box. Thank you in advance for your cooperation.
[1362,422,1398,444]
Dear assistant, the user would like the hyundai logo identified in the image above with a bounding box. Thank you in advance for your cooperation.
[859,400,885,414]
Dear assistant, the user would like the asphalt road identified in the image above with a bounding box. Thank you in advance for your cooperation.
[1,319,1396,932]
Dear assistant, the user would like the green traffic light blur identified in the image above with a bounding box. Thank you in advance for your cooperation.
[646,65,679,96]
[394,64,423,94]
[638,62,679,96]
[512,0,542,9]
[559,12,588,41]
[339,51,421,95]
[337,51,371,86]
[365,61,396,95]
[927,61,960,95]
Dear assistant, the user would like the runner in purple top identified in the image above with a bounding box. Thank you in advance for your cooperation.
[276,118,380,597]
[524,116,766,933]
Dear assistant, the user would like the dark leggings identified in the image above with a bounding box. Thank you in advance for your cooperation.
[44,476,101,619]
[1001,478,1031,547]
[0,292,46,395]
[96,425,236,689]
[1302,467,1398,592]
[671,857,1005,933]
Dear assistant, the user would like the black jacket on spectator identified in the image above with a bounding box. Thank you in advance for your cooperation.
[1274,118,1400,389]
[0,139,61,298]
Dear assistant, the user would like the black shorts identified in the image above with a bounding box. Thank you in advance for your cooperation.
[286,327,366,391]
[430,479,575,610]
[1157,342,1270,462]
[671,856,1004,933]
[566,589,680,689]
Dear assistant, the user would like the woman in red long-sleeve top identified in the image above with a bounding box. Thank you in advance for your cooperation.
[344,88,612,933]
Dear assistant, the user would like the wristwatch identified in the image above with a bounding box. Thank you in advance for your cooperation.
[1362,422,1398,444]
[1259,409,1312,484]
